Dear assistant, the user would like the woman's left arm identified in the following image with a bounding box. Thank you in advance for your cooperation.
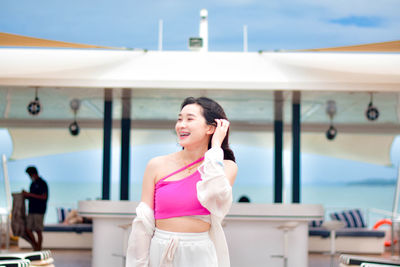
[197,147,237,219]
[224,160,238,186]
[197,119,238,218]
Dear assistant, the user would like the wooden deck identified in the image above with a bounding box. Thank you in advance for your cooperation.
[2,246,399,267]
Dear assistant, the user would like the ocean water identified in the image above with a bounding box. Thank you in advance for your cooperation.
[1,181,396,227]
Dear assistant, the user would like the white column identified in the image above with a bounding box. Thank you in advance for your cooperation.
[199,9,208,52]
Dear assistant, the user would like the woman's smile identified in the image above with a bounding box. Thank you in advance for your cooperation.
[178,132,191,139]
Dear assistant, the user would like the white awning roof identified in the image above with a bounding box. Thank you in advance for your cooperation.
[0,49,399,92]
[6,128,394,166]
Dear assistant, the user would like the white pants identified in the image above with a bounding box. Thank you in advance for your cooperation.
[150,228,218,267]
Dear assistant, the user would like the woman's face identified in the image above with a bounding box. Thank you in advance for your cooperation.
[175,104,213,148]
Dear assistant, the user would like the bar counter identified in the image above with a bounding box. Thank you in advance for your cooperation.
[78,201,323,267]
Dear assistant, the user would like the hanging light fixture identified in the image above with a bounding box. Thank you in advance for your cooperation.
[366,93,379,121]
[27,87,41,115]
[69,98,81,136]
[326,100,337,140]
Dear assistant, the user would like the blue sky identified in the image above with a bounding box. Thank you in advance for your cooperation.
[1,0,399,51]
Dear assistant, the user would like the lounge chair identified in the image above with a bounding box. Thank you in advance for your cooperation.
[0,259,30,267]
[19,208,92,249]
[18,223,92,249]
[339,254,400,266]
[0,250,54,267]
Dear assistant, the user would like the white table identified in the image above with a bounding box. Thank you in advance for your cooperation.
[78,201,323,267]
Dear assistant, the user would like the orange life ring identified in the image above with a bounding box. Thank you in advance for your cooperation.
[373,219,397,247]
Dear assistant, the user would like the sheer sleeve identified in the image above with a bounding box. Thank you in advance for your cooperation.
[125,202,155,267]
[196,147,233,267]
[196,147,232,219]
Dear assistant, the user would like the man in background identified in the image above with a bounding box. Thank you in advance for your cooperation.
[23,166,48,251]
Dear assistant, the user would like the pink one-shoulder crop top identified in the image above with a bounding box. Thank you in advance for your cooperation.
[154,157,210,220]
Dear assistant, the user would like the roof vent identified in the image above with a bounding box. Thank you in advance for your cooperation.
[189,37,203,51]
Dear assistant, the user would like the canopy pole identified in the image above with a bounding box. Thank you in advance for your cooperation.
[292,91,301,203]
[102,88,112,200]
[274,91,284,203]
[243,25,248,52]
[120,89,131,200]
[158,19,163,51]
[2,154,11,250]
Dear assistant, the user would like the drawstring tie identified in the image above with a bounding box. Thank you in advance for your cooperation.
[160,236,179,267]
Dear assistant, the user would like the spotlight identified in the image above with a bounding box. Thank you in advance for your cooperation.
[366,94,379,121]
[69,121,80,136]
[69,98,81,136]
[326,125,337,140]
[27,88,41,116]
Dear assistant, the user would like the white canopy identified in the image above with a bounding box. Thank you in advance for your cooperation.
[6,129,393,166]
[0,48,399,92]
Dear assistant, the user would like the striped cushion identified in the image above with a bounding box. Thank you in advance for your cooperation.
[0,250,54,267]
[0,259,30,267]
[329,209,366,228]
[56,207,71,223]
[308,220,324,227]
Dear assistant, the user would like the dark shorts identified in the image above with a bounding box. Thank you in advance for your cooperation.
[26,213,44,231]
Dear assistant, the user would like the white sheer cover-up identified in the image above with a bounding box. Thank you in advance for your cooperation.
[126,202,155,267]
[126,147,233,267]
[197,147,232,267]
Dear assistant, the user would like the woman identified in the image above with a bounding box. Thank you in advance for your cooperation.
[126,97,238,267]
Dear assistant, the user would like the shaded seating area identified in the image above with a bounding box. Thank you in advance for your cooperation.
[309,209,387,254]
[18,207,92,249]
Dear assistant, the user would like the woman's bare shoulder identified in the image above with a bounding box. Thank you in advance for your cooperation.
[223,159,238,170]
[147,152,179,182]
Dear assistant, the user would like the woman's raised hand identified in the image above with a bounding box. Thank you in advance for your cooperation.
[211,119,230,148]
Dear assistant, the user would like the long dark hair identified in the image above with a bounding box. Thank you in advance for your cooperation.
[181,97,236,162]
